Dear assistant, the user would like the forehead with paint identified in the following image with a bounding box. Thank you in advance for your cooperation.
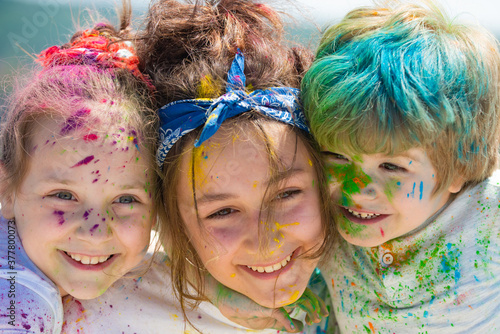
[176,117,325,308]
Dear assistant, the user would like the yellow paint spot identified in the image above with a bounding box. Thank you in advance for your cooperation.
[274,238,280,243]
[275,221,299,230]
[197,75,221,98]
[308,159,313,166]
[253,180,258,188]
[230,273,236,278]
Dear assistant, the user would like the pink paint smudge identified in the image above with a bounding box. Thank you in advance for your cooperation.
[380,227,385,237]
[83,134,99,142]
[71,155,94,168]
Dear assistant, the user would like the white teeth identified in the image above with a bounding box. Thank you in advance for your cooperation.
[247,255,292,274]
[67,252,111,265]
[347,208,380,219]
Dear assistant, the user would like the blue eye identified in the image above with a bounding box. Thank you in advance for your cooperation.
[116,195,136,204]
[55,192,74,200]
[207,208,236,219]
[380,163,406,172]
[275,189,301,200]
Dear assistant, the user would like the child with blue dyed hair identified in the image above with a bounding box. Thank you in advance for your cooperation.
[301,0,500,332]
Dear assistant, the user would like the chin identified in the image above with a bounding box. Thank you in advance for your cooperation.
[64,284,109,300]
[340,231,385,248]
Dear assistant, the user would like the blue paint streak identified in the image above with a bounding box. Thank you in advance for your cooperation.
[408,182,416,198]
[419,181,423,200]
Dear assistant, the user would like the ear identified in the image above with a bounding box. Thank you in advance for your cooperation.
[0,163,15,219]
[447,174,465,194]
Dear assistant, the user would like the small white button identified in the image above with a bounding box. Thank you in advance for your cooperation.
[381,252,394,266]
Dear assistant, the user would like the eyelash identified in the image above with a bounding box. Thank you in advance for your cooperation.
[275,189,302,201]
[205,189,302,220]
[206,208,237,219]
[113,195,138,204]
[322,151,349,162]
[47,192,139,204]
[380,163,407,173]
[322,151,408,173]
[51,191,75,201]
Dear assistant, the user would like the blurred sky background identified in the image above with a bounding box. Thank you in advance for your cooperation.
[1,0,499,101]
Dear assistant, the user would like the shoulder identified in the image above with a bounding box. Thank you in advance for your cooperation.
[0,215,63,333]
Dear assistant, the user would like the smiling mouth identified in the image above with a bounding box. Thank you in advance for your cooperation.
[346,208,381,220]
[247,254,292,274]
[65,251,114,265]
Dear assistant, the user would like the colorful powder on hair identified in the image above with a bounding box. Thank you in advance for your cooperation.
[71,155,94,168]
[197,75,220,98]
[60,108,91,135]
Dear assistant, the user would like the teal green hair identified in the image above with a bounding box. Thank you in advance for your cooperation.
[302,1,500,192]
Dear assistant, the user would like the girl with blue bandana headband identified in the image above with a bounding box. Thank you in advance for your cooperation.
[61,2,333,332]
[139,0,334,332]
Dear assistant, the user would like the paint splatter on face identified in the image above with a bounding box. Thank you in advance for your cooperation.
[60,108,91,135]
[177,123,324,308]
[322,147,462,247]
[71,155,94,168]
[7,117,154,300]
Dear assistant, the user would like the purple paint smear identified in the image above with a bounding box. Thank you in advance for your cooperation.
[71,155,94,168]
[54,210,65,225]
[89,224,99,233]
[60,108,91,135]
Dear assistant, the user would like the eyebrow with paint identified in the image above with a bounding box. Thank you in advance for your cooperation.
[195,168,306,206]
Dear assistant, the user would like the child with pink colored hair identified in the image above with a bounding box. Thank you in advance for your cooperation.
[0,6,157,332]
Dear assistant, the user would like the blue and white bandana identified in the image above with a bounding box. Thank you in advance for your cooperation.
[156,49,309,167]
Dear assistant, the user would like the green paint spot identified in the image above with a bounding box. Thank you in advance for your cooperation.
[325,162,373,207]
[338,215,367,237]
[384,179,401,202]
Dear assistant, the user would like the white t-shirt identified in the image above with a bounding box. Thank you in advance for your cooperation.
[321,170,500,333]
[63,252,282,333]
[0,217,63,333]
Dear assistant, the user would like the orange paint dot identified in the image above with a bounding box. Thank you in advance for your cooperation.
[331,279,335,287]
[351,282,356,286]
[369,322,375,333]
